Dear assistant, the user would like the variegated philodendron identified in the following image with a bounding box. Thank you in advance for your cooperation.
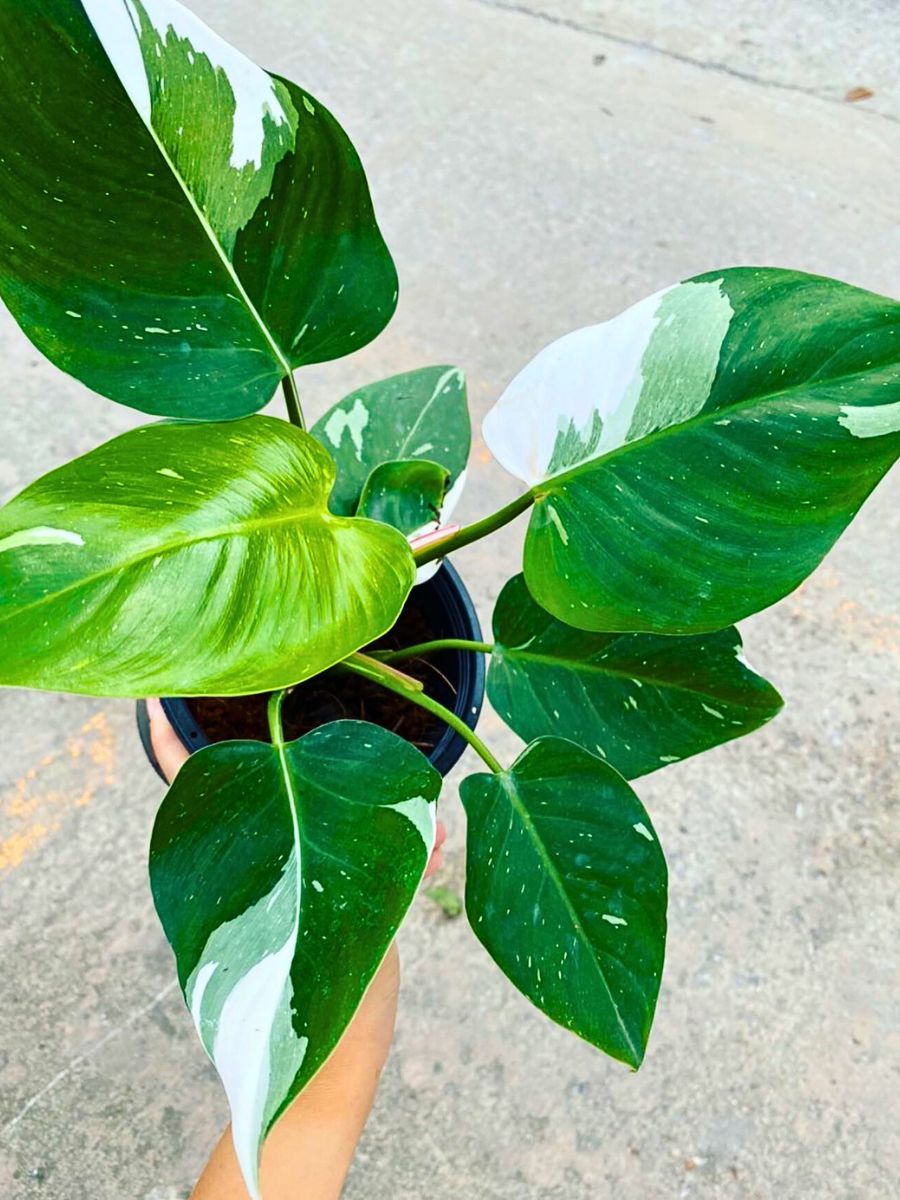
[0,3,898,1199]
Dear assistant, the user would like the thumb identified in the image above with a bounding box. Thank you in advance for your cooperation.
[146,697,190,784]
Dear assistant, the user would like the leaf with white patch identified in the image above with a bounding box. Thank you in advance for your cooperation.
[461,737,667,1068]
[150,720,441,1200]
[312,366,470,519]
[357,459,451,537]
[483,268,900,633]
[0,0,396,418]
[488,574,783,779]
[0,416,414,696]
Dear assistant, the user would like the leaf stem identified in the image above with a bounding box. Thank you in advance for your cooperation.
[412,492,535,566]
[342,652,504,774]
[373,638,494,664]
[281,372,306,429]
[267,689,287,747]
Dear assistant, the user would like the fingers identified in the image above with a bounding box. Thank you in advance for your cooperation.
[424,820,446,880]
[146,697,190,784]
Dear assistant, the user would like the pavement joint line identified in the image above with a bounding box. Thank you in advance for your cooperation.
[467,0,900,127]
[0,980,178,1140]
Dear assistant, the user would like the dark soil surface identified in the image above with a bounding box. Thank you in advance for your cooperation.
[187,590,456,754]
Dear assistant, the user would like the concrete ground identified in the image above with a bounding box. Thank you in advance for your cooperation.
[1,1,898,1197]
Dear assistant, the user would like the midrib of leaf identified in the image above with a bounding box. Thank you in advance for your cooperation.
[397,370,458,460]
[118,13,293,384]
[0,501,334,628]
[500,643,769,709]
[534,357,900,497]
[496,765,640,1063]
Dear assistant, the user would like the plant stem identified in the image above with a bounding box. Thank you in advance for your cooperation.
[412,491,535,566]
[342,652,504,774]
[267,689,287,747]
[281,372,305,429]
[374,638,494,665]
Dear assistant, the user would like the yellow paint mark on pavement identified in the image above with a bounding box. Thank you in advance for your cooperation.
[0,712,118,872]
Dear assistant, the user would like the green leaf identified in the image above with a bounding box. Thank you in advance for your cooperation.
[483,268,900,633]
[150,720,441,1200]
[0,416,414,697]
[460,738,667,1068]
[0,1,397,419]
[357,459,451,536]
[488,574,783,779]
[311,366,470,517]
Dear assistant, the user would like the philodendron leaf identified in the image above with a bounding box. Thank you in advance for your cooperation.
[0,0,397,419]
[460,738,667,1068]
[483,268,900,634]
[311,366,470,518]
[488,574,783,779]
[357,459,451,536]
[150,720,441,1200]
[0,417,414,696]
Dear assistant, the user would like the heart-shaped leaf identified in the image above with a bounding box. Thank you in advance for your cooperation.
[0,417,414,697]
[150,720,441,1200]
[356,459,450,536]
[312,366,470,518]
[488,574,783,778]
[483,268,900,633]
[461,737,667,1068]
[0,0,397,419]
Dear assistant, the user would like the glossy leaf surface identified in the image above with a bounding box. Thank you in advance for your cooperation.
[484,268,900,633]
[312,366,470,517]
[0,0,397,418]
[0,417,414,696]
[461,738,667,1068]
[150,721,441,1199]
[357,459,451,537]
[488,575,783,778]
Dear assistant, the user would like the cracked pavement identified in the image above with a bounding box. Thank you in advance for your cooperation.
[1,2,898,1197]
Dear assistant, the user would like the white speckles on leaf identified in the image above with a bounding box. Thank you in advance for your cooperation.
[601,914,628,927]
[632,822,654,842]
[157,467,185,480]
[546,503,569,545]
[700,703,725,720]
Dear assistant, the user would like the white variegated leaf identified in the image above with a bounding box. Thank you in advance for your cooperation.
[150,721,441,1199]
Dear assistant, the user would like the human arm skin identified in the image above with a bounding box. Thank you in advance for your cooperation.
[145,698,444,1200]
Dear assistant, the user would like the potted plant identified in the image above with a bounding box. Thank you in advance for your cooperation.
[1,2,898,1197]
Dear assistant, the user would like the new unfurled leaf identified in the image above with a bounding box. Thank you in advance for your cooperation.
[0,417,414,697]
[150,721,441,1200]
[0,0,397,418]
[461,738,667,1068]
[357,459,450,536]
[488,574,783,778]
[312,366,470,518]
[484,268,900,633]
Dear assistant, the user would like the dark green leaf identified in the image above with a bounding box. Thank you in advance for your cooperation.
[357,459,450,536]
[461,738,667,1068]
[0,1,396,419]
[484,268,900,633]
[0,416,414,696]
[312,366,470,516]
[488,574,783,778]
[150,720,441,1199]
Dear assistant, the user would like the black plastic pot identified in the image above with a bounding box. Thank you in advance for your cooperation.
[137,561,486,781]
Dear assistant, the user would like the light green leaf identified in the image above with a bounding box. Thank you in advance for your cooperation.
[0,417,414,696]
[357,459,451,536]
[0,0,397,419]
[150,720,441,1200]
[483,268,900,633]
[488,574,783,778]
[311,366,470,517]
[461,737,667,1068]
